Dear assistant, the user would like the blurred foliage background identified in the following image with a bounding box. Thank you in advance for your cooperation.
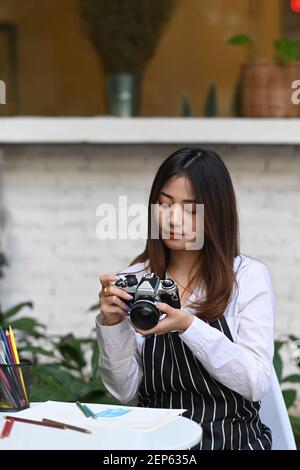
[0,300,118,405]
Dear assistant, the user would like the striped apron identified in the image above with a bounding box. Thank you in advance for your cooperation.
[137,315,272,450]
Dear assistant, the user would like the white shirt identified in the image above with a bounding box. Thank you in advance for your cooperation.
[95,254,275,405]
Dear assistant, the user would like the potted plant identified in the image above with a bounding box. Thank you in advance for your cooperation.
[80,0,178,117]
[0,301,118,405]
[228,35,300,117]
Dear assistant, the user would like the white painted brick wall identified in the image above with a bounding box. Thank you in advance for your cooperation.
[0,144,299,340]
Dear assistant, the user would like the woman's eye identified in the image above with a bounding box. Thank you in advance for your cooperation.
[158,201,170,208]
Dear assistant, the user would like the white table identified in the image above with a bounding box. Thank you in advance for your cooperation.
[0,404,202,450]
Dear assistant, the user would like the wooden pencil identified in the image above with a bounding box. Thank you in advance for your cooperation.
[0,419,14,438]
[42,418,92,434]
[4,415,65,429]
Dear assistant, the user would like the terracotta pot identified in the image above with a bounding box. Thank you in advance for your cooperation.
[241,59,300,117]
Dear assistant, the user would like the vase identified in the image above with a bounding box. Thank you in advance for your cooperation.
[107,73,141,117]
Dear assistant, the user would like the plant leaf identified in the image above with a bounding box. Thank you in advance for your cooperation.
[273,349,283,382]
[283,389,297,409]
[10,317,46,338]
[30,384,67,402]
[274,339,285,353]
[274,37,300,64]
[31,365,70,400]
[0,302,34,323]
[56,334,86,369]
[289,415,300,440]
[91,340,99,375]
[227,34,253,46]
[19,345,55,358]
[281,374,300,383]
[288,335,300,342]
[80,378,107,397]
[31,364,85,401]
[88,303,99,312]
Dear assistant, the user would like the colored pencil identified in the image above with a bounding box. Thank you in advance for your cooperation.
[0,325,30,409]
[9,327,28,403]
[0,419,14,438]
[0,370,18,408]
[5,331,25,406]
[82,404,97,419]
[76,400,90,417]
[4,415,65,430]
[0,334,23,408]
[42,418,92,434]
[0,328,12,363]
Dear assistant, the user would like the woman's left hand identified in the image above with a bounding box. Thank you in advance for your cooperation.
[133,302,194,336]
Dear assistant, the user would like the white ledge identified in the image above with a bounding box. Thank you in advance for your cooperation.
[0,117,299,144]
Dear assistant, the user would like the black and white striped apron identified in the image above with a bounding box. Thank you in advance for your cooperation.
[137,315,272,450]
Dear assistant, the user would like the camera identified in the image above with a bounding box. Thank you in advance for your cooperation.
[112,272,181,330]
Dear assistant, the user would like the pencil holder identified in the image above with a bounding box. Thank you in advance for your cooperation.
[0,359,32,412]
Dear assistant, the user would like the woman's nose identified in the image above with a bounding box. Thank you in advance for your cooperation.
[170,203,183,228]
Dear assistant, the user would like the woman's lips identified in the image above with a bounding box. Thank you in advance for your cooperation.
[161,229,184,239]
[169,231,183,239]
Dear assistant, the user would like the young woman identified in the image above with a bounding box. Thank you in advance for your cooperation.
[96,147,275,450]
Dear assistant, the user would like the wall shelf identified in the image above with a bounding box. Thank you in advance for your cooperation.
[0,117,299,145]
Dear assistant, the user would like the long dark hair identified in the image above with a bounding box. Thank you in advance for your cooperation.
[129,147,241,322]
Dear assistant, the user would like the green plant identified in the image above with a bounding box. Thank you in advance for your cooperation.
[0,302,118,405]
[180,93,192,117]
[203,82,218,117]
[227,34,300,65]
[227,34,254,47]
[274,38,300,65]
[274,336,300,447]
[227,34,254,61]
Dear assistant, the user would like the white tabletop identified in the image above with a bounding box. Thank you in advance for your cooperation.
[0,404,202,450]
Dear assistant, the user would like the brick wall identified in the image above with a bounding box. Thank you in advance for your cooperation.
[0,144,299,338]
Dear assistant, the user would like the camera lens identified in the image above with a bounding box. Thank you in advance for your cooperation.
[130,300,160,330]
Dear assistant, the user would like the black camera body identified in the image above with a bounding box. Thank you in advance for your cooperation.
[112,272,181,330]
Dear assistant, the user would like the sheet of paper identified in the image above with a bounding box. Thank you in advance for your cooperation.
[13,401,186,431]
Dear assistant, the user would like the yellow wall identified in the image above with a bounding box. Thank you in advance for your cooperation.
[0,0,281,117]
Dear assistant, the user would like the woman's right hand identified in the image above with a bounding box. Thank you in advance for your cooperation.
[99,274,134,326]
